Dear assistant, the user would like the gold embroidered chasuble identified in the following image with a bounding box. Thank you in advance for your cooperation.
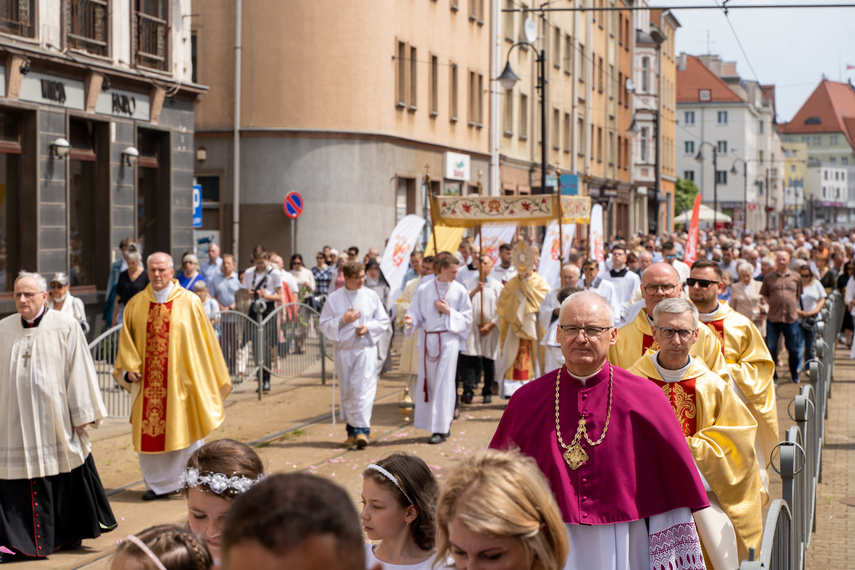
[496,271,550,381]
[609,308,729,379]
[699,301,778,468]
[114,281,231,453]
[628,355,765,563]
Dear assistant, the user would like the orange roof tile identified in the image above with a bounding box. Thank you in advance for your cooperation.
[677,55,743,104]
[779,80,855,148]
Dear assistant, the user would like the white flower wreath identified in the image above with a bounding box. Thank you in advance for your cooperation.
[179,467,267,495]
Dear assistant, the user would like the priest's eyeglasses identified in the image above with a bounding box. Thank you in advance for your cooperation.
[13,291,38,299]
[557,324,612,339]
[643,283,677,295]
[654,326,696,341]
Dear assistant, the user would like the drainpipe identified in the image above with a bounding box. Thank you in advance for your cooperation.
[232,0,242,264]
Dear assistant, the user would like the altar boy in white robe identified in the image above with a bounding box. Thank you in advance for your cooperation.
[320,261,390,450]
[405,255,473,444]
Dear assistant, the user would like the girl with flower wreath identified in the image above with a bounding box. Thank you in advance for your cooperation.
[179,439,266,567]
[360,453,451,569]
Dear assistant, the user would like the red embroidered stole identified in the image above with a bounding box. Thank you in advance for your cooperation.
[512,339,532,380]
[642,332,659,355]
[705,319,727,355]
[141,301,173,452]
[648,377,698,437]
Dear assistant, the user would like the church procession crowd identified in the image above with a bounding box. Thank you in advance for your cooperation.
[3,224,855,570]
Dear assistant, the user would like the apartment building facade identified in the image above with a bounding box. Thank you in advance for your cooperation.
[0,0,200,323]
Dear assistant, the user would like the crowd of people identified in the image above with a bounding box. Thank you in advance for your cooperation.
[3,225,855,569]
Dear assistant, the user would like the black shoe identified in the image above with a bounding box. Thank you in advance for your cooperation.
[58,540,83,551]
[142,490,175,501]
[427,433,447,444]
[460,392,473,405]
[482,394,492,404]
[453,408,460,420]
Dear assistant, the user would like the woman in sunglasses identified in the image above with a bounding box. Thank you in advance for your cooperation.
[798,264,826,366]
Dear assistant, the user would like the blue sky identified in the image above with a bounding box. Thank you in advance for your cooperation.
[651,0,855,123]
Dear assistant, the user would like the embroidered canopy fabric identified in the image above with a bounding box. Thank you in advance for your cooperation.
[431,194,591,227]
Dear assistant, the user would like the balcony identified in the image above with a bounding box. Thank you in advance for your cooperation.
[66,0,109,57]
[0,0,35,38]
[135,9,168,72]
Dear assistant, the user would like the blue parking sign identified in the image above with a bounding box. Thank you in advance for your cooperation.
[193,184,202,228]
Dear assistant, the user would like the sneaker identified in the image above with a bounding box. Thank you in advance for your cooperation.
[355,434,369,449]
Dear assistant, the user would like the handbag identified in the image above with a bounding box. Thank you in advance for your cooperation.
[799,297,816,331]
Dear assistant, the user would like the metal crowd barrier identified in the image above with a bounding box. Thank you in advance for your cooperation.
[89,301,329,415]
[740,291,843,570]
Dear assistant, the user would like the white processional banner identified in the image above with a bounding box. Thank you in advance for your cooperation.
[380,215,426,292]
[537,221,576,290]
[589,203,605,263]
[474,222,518,264]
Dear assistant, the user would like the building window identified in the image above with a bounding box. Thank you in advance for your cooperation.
[813,135,821,146]
[450,62,458,121]
[396,42,407,107]
[134,0,169,72]
[830,156,837,164]
[0,0,35,38]
[137,128,171,255]
[830,134,839,145]
[578,117,585,155]
[717,111,728,125]
[579,43,586,82]
[684,140,695,155]
[469,0,483,21]
[503,0,514,39]
[519,92,528,139]
[640,127,648,162]
[553,26,561,68]
[684,111,695,125]
[843,157,849,165]
[758,120,765,134]
[641,57,649,92]
[618,72,623,106]
[715,170,728,184]
[564,34,573,74]
[65,0,110,57]
[503,88,513,135]
[430,55,438,116]
[716,140,727,154]
[758,150,764,164]
[519,2,529,42]
[409,46,418,110]
[597,126,603,163]
[598,56,604,93]
[683,170,695,181]
[477,73,484,126]
[0,110,23,292]
[552,108,560,149]
[563,112,571,153]
[190,31,197,83]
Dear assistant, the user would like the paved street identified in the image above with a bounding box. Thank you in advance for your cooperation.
[9,344,855,569]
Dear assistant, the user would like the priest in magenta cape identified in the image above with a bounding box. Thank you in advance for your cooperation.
[114,253,231,498]
[490,291,708,570]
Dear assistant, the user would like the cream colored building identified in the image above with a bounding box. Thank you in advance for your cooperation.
[193,0,491,263]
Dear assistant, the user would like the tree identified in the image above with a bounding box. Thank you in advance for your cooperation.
[675,177,699,216]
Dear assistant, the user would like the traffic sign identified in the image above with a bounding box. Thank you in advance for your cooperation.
[192,184,203,228]
[283,191,303,219]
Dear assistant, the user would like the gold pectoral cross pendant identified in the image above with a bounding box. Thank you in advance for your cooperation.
[563,443,588,470]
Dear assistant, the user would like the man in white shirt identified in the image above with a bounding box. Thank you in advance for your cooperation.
[601,244,640,327]
[579,258,621,323]
[489,243,518,284]
[199,243,223,283]
[663,241,690,285]
[241,246,284,392]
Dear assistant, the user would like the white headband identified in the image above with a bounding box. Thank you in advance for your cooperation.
[124,535,167,570]
[179,467,267,495]
[367,464,413,505]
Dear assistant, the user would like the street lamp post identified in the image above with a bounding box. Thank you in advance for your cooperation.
[695,142,718,228]
[730,158,747,231]
[498,41,547,204]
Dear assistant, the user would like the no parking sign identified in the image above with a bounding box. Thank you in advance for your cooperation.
[283,191,304,219]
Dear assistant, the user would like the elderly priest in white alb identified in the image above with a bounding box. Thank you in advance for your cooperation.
[0,272,116,562]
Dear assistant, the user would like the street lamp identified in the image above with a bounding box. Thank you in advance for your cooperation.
[730,158,747,231]
[695,142,718,228]
[497,36,547,203]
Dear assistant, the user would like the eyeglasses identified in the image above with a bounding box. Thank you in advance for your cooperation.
[686,278,720,288]
[643,283,677,295]
[50,283,65,289]
[13,291,39,299]
[654,326,696,341]
[583,266,597,272]
[664,254,676,260]
[557,324,612,339]
[293,261,302,266]
[316,256,324,260]
[800,273,812,278]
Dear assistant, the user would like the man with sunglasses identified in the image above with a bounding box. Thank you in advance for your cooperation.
[491,291,708,569]
[628,298,763,569]
[608,263,728,381]
[688,260,778,491]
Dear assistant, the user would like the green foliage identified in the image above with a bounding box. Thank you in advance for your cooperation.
[675,177,700,216]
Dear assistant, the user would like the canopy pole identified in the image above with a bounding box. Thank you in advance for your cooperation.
[556,168,564,266]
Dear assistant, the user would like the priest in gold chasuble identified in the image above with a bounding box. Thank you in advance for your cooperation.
[114,253,231,500]
[628,299,764,570]
[688,260,778,488]
[608,263,729,380]
[496,244,549,397]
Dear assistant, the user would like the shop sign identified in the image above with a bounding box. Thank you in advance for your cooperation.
[444,151,470,181]
[560,173,578,195]
[96,88,150,121]
[20,72,84,109]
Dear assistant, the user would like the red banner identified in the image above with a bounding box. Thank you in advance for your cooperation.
[683,194,703,266]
